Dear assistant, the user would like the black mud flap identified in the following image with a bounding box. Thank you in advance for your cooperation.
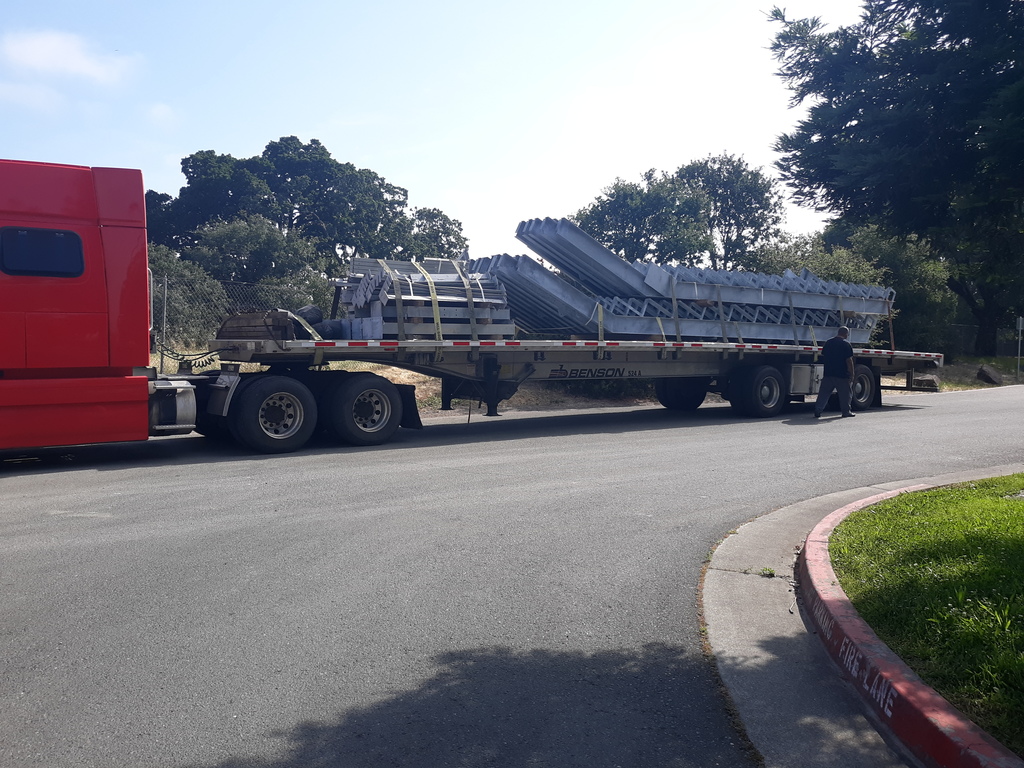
[396,384,423,430]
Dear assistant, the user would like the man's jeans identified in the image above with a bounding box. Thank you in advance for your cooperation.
[815,376,852,416]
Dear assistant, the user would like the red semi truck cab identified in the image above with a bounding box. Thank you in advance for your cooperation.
[0,159,158,450]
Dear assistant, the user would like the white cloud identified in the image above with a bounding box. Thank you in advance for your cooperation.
[2,30,140,86]
[0,81,62,111]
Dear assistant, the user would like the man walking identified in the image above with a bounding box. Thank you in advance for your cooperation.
[814,326,856,418]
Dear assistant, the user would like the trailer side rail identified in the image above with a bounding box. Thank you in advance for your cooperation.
[214,336,943,360]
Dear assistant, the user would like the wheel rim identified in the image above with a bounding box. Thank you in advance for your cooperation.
[258,392,306,440]
[853,371,872,407]
[854,376,867,399]
[757,377,782,409]
[352,388,392,433]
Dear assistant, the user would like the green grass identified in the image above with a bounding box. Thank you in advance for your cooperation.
[830,475,1024,757]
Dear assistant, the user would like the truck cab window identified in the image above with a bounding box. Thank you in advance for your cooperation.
[0,227,84,277]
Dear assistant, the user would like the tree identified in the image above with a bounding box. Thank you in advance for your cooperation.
[145,137,468,272]
[166,151,280,249]
[573,170,710,264]
[755,225,957,352]
[842,226,958,353]
[404,207,469,261]
[672,154,784,270]
[751,231,886,285]
[770,1,1024,354]
[573,155,781,268]
[257,137,413,260]
[144,191,178,249]
[256,267,336,317]
[179,214,320,283]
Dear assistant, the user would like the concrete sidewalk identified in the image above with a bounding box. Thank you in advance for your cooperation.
[701,463,1024,768]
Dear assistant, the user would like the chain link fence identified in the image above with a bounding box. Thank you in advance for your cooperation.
[151,274,334,369]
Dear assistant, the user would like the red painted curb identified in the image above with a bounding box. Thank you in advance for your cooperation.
[798,487,1024,768]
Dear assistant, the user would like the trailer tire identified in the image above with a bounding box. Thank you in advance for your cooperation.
[654,377,709,411]
[228,375,318,453]
[851,364,876,411]
[731,365,786,418]
[323,373,403,446]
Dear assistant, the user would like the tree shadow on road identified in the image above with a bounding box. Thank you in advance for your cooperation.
[189,643,756,768]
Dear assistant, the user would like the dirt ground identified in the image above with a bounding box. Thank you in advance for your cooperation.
[922,360,1019,389]
[365,365,658,415]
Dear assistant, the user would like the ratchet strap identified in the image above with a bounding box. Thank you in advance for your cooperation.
[452,260,479,341]
[412,261,445,341]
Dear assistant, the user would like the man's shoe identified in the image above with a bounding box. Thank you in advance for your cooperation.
[841,412,856,418]
[813,411,821,418]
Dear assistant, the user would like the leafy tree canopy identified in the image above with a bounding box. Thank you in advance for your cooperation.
[147,137,468,279]
[572,171,709,265]
[843,225,958,353]
[148,242,215,282]
[770,0,1024,353]
[405,207,472,262]
[755,225,957,352]
[179,214,320,283]
[573,155,783,270]
[672,154,784,270]
[751,232,886,285]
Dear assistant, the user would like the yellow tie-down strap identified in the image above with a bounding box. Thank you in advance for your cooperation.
[451,260,479,341]
[412,261,444,341]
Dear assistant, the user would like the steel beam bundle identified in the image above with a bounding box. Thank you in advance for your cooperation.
[514,218,655,298]
[316,219,894,345]
[327,257,513,341]
[478,217,895,344]
[343,257,507,310]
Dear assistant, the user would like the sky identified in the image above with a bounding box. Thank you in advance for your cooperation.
[1,0,865,258]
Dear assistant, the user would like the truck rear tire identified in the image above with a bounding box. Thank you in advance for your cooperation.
[228,375,318,453]
[730,365,785,418]
[851,364,876,411]
[323,373,403,446]
[654,377,709,411]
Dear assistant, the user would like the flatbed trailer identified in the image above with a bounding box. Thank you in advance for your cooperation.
[197,329,943,452]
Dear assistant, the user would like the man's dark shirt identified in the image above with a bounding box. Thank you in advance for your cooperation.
[822,335,854,379]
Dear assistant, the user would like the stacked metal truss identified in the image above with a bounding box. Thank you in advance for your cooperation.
[471,218,894,345]
[327,257,514,340]
[316,219,894,344]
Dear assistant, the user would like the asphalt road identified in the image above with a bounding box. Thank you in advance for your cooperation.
[2,386,1021,768]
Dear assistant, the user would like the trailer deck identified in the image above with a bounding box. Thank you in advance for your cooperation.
[211,333,943,416]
